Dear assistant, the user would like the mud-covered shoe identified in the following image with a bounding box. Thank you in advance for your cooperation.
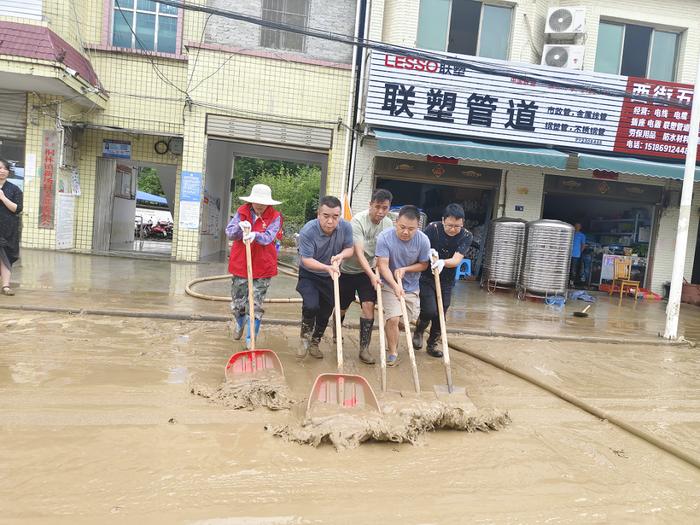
[299,316,315,358]
[359,347,375,365]
[426,337,443,358]
[412,319,429,350]
[308,339,323,359]
[232,315,246,341]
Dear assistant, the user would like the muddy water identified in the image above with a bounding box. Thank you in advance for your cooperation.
[459,335,700,459]
[1,312,699,523]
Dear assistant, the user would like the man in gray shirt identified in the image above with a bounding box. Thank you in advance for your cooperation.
[375,205,431,367]
[296,196,354,359]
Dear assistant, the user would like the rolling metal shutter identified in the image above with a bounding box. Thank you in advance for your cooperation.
[206,115,333,151]
[0,0,43,20]
[0,91,28,141]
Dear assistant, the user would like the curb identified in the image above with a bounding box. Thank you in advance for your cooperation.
[0,303,688,346]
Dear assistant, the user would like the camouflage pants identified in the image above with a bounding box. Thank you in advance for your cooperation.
[230,276,271,321]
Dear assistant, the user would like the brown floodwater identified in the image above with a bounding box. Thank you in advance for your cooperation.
[1,311,699,523]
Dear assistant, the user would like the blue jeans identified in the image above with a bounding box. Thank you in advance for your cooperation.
[570,257,581,283]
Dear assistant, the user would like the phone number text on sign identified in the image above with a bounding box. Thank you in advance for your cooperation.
[613,77,699,160]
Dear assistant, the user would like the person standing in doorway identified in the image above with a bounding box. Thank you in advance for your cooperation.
[376,205,431,367]
[338,188,394,365]
[226,184,283,347]
[296,196,354,359]
[413,204,472,357]
[570,222,587,286]
[0,159,22,296]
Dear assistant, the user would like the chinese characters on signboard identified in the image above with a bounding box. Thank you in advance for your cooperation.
[613,77,699,160]
[39,130,59,229]
[365,52,694,162]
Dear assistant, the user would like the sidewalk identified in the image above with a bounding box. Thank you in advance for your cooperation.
[6,249,700,342]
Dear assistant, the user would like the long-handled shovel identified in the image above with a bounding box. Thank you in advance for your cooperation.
[225,225,284,381]
[396,273,421,394]
[432,258,467,397]
[375,268,387,393]
[306,264,380,414]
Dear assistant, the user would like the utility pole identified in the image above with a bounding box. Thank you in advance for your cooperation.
[664,51,700,339]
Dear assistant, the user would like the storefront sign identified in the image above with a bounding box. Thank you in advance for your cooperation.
[544,175,662,203]
[614,77,698,160]
[178,171,202,229]
[365,52,697,161]
[39,130,59,229]
[593,170,619,180]
[103,140,131,159]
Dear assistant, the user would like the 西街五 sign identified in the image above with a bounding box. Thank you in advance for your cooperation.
[364,52,696,161]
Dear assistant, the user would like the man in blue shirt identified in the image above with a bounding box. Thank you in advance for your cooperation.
[376,205,431,367]
[296,196,354,359]
[570,222,586,285]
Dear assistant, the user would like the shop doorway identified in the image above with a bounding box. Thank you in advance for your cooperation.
[92,158,176,257]
[203,139,327,261]
[542,176,660,289]
[373,158,501,276]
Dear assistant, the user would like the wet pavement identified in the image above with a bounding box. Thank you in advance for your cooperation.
[1,313,699,523]
[6,249,700,342]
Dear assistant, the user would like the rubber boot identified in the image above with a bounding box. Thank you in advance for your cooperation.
[299,315,315,358]
[358,317,375,364]
[308,321,327,359]
[412,318,430,350]
[232,315,246,341]
[245,318,261,349]
[426,332,444,358]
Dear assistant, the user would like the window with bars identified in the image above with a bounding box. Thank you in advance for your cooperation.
[260,0,308,52]
[594,21,679,81]
[112,0,179,54]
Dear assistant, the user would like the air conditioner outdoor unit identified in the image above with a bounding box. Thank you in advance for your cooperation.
[541,44,585,69]
[545,7,586,34]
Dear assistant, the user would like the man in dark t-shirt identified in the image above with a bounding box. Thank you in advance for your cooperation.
[413,203,472,358]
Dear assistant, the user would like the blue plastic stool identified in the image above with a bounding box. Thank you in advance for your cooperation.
[455,259,472,281]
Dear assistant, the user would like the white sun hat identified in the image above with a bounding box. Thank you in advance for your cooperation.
[239,184,282,206]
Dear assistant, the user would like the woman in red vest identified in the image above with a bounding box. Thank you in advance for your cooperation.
[226,184,283,347]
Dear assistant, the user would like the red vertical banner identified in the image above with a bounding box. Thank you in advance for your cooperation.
[39,130,59,229]
[614,77,700,160]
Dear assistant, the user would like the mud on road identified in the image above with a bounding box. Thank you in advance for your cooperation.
[1,311,699,523]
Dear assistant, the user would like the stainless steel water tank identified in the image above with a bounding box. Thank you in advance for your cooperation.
[483,218,527,286]
[519,219,574,295]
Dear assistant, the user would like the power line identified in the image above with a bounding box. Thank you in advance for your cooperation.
[155,0,692,110]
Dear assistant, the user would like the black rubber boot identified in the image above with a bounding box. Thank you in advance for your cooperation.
[308,320,328,359]
[412,318,430,350]
[426,332,443,358]
[358,317,375,364]
[299,314,315,358]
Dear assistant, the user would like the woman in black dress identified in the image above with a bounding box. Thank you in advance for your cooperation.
[0,158,23,295]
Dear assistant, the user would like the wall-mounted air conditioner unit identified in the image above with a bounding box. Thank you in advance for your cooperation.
[545,7,586,34]
[541,45,585,69]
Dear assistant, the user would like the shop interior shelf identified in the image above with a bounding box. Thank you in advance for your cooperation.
[591,218,638,223]
[588,232,635,236]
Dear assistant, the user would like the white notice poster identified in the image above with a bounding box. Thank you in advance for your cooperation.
[178,201,200,229]
[55,194,75,250]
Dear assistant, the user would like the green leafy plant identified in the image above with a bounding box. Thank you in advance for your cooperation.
[138,167,165,196]
[232,159,321,245]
